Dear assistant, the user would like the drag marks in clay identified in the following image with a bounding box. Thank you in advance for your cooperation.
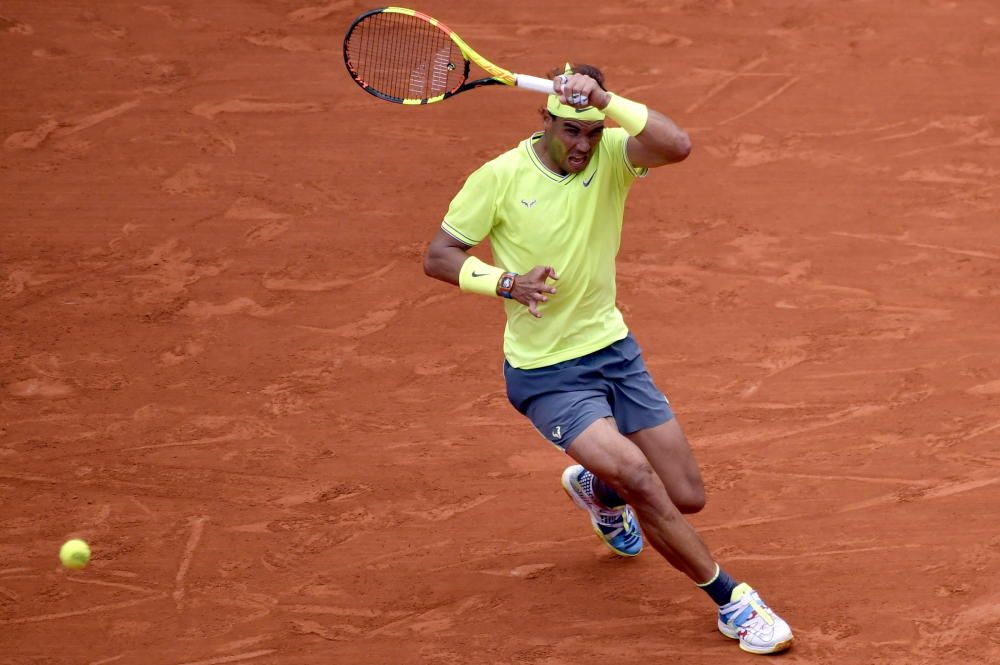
[191,99,324,120]
[4,99,142,151]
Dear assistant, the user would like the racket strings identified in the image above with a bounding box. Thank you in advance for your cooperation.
[347,12,465,101]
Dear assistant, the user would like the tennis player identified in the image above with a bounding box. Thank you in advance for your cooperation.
[423,64,793,654]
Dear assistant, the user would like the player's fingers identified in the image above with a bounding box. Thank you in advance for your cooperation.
[563,81,579,104]
[567,75,590,105]
[528,300,541,318]
[538,268,557,293]
[549,268,560,280]
[578,77,595,105]
[555,74,568,97]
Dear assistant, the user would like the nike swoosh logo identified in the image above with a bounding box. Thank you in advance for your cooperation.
[471,271,490,277]
[582,171,597,187]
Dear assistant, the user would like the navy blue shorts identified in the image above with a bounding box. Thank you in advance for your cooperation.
[503,333,674,450]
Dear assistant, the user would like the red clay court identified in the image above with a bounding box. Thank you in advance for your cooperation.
[2,1,999,663]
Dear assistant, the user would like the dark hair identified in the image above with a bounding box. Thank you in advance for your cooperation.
[545,63,607,90]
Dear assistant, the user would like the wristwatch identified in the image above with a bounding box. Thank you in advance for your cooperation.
[497,272,517,299]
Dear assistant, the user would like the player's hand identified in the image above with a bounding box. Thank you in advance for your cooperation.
[510,266,559,318]
[553,73,610,110]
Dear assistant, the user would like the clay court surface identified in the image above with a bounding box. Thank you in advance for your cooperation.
[2,1,999,663]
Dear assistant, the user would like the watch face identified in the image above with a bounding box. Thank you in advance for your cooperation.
[501,276,514,289]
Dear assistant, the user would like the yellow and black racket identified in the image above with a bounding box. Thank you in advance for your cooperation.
[343,6,561,105]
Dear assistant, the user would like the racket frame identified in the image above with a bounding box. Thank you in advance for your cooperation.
[343,6,555,105]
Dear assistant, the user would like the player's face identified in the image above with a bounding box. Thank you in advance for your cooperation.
[545,116,604,174]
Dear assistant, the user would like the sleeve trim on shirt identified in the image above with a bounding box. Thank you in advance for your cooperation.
[621,135,649,178]
[441,220,479,247]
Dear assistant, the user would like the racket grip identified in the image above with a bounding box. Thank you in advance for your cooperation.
[515,74,556,94]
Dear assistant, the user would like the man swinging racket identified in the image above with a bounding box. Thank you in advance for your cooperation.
[423,64,794,655]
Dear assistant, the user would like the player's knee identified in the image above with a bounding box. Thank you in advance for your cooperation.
[616,461,659,504]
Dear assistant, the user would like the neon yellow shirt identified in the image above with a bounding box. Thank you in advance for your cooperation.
[442,128,647,369]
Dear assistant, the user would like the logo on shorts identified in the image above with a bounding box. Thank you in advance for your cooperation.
[551,426,562,440]
[521,199,537,208]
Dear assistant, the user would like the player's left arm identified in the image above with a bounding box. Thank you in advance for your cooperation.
[622,109,691,168]
[557,73,691,169]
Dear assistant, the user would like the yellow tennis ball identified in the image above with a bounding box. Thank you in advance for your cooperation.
[59,539,91,569]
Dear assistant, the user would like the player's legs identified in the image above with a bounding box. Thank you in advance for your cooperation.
[626,418,706,514]
[506,344,794,653]
[569,416,795,654]
[604,339,793,653]
[565,417,716,583]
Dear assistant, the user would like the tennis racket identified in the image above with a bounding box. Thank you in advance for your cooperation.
[343,7,579,106]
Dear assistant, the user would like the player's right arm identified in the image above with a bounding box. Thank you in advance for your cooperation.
[423,233,558,318]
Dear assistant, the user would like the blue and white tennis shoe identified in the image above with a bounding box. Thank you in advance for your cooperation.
[561,465,643,557]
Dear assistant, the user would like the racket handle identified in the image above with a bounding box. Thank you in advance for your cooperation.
[515,74,556,94]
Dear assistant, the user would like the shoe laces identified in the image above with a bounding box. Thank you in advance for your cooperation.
[725,589,776,629]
